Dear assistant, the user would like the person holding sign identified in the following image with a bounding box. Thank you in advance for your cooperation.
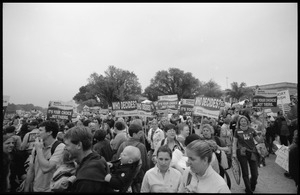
[232,115,264,194]
[274,110,290,146]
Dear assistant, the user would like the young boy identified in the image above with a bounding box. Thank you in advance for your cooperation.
[104,145,141,192]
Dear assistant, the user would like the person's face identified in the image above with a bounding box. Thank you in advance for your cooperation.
[151,122,158,130]
[38,126,51,141]
[202,127,212,139]
[120,147,132,165]
[157,151,171,172]
[3,137,15,154]
[64,138,80,162]
[186,148,208,176]
[182,126,190,137]
[166,128,176,139]
[239,118,248,128]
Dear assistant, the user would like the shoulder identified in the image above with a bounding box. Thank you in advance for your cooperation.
[169,167,182,177]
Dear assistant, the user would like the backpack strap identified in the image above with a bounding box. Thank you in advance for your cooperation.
[51,140,62,156]
[186,172,192,186]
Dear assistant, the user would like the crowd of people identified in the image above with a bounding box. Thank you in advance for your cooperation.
[2,98,298,193]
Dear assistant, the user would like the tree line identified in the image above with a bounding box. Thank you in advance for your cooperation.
[73,66,254,109]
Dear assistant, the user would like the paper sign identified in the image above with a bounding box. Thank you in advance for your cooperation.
[275,145,289,172]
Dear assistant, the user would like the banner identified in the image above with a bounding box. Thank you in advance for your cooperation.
[193,96,223,119]
[3,95,10,117]
[112,100,138,117]
[253,90,277,107]
[47,101,74,120]
[137,102,155,117]
[156,94,179,115]
[180,99,195,116]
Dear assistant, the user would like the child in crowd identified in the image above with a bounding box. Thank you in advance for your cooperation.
[104,145,141,192]
[50,150,77,192]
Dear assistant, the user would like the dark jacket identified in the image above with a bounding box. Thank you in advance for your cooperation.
[93,138,114,162]
[72,152,111,193]
[108,159,139,192]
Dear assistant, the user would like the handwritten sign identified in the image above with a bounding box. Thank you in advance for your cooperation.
[275,145,289,172]
[277,90,291,105]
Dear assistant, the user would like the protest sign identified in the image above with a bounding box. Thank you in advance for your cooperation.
[156,94,179,115]
[275,145,289,172]
[277,90,291,114]
[193,96,223,119]
[47,101,74,120]
[253,90,277,107]
[137,102,155,117]
[179,99,195,116]
[112,100,139,117]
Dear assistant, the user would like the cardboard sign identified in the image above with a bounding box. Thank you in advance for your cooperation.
[275,145,289,172]
[277,90,291,105]
[47,101,74,120]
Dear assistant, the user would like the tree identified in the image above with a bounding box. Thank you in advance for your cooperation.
[143,68,201,101]
[73,66,142,108]
[199,79,223,98]
[225,82,253,102]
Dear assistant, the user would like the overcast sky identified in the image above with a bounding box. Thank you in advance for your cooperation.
[3,3,297,108]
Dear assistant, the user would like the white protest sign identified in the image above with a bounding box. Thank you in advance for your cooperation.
[275,145,289,172]
[277,90,291,105]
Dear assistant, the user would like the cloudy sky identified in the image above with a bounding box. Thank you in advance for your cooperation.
[3,3,297,108]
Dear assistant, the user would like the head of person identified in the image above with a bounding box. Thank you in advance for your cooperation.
[83,119,91,127]
[88,122,99,135]
[251,113,259,121]
[178,123,190,138]
[114,121,126,132]
[237,115,250,130]
[163,123,177,140]
[63,126,93,162]
[185,134,201,146]
[62,149,75,166]
[128,123,144,139]
[28,120,39,131]
[94,129,107,142]
[185,140,213,176]
[120,145,141,165]
[4,125,16,135]
[150,119,158,130]
[93,117,102,125]
[201,124,214,140]
[156,145,172,173]
[224,117,231,125]
[3,134,15,154]
[38,120,59,141]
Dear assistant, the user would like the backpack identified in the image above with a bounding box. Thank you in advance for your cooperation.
[51,140,63,156]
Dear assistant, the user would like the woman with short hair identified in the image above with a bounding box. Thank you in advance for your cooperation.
[178,140,230,193]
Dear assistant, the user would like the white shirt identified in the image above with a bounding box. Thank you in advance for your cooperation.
[141,165,182,192]
[178,165,230,193]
